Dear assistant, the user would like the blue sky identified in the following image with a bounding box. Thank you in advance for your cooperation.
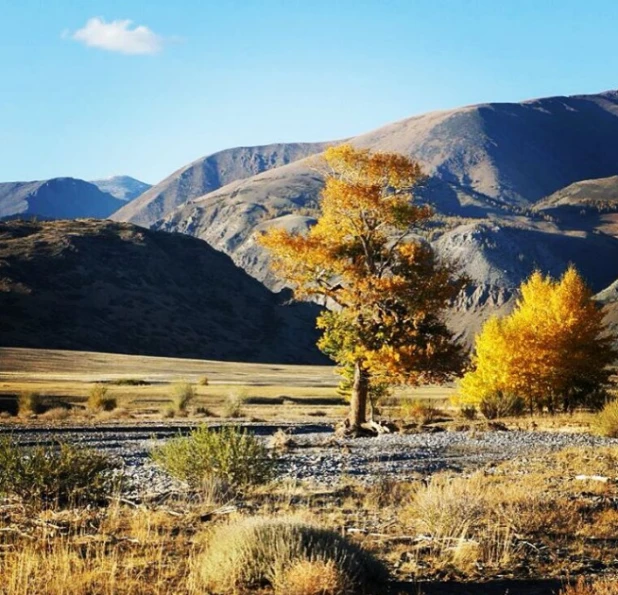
[2,0,618,184]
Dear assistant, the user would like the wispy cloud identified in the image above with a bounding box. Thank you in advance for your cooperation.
[68,17,164,55]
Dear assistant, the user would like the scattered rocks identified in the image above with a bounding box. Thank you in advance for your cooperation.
[3,423,618,495]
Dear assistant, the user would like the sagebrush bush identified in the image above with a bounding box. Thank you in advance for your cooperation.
[399,399,441,424]
[87,385,117,412]
[171,382,195,413]
[223,389,246,418]
[151,425,275,490]
[459,405,477,420]
[18,391,44,416]
[479,391,525,419]
[198,375,209,386]
[0,438,118,506]
[40,407,71,421]
[595,398,618,437]
[194,516,388,594]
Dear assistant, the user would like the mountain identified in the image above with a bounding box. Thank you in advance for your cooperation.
[0,178,126,220]
[112,89,618,345]
[90,175,151,201]
[110,142,331,227]
[0,219,325,364]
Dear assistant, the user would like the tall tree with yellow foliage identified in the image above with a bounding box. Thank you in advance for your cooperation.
[259,144,464,432]
[458,267,616,414]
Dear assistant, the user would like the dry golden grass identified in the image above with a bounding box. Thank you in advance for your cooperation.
[562,578,618,595]
[0,347,457,424]
[274,559,347,595]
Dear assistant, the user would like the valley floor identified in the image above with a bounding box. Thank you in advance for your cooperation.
[1,348,618,594]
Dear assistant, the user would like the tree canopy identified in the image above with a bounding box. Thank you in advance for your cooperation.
[259,144,464,431]
[458,266,617,414]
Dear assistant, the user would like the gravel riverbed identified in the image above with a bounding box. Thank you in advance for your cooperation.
[2,423,617,498]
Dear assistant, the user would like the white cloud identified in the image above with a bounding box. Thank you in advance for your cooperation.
[70,17,164,55]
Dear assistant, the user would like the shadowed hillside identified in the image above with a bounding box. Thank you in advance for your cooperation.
[0,178,126,220]
[0,219,325,363]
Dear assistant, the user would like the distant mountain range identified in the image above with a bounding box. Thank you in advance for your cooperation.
[0,219,325,363]
[111,89,618,343]
[0,175,150,221]
[90,176,151,201]
[5,89,618,357]
[111,142,331,226]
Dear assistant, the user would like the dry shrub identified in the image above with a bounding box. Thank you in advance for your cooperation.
[0,438,118,506]
[40,407,71,421]
[18,391,44,416]
[562,578,618,595]
[459,405,477,420]
[194,516,388,594]
[96,407,129,422]
[275,558,347,595]
[399,399,442,424]
[224,389,247,418]
[87,385,117,412]
[479,391,525,419]
[171,382,195,413]
[198,375,210,386]
[269,428,296,451]
[595,398,618,437]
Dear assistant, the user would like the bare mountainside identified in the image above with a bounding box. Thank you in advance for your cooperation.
[144,90,618,344]
[0,219,325,363]
[90,175,151,201]
[111,142,331,227]
[0,178,126,220]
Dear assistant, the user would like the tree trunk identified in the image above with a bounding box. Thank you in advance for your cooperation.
[348,361,368,429]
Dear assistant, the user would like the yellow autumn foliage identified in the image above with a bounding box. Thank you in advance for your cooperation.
[458,267,616,414]
[259,144,464,427]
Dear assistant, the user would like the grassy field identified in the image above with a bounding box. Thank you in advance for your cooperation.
[0,347,456,422]
[1,347,618,594]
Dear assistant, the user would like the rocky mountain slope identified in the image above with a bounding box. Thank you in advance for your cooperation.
[111,142,331,227]
[0,219,325,363]
[0,178,127,220]
[91,175,151,201]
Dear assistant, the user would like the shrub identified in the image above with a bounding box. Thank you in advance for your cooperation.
[194,516,388,594]
[171,382,195,413]
[595,398,618,437]
[399,399,441,424]
[198,375,210,386]
[223,389,246,418]
[151,425,275,490]
[275,559,347,595]
[478,391,525,419]
[88,385,117,412]
[0,438,118,506]
[268,428,296,451]
[18,391,44,416]
[40,407,71,421]
[459,405,477,420]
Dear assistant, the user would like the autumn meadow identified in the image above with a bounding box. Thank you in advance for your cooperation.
[2,144,618,595]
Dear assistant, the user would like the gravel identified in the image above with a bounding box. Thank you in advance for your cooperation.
[2,423,617,498]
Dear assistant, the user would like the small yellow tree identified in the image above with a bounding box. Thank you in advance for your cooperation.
[259,144,464,432]
[458,266,617,414]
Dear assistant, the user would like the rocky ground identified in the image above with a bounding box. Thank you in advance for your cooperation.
[2,422,616,498]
